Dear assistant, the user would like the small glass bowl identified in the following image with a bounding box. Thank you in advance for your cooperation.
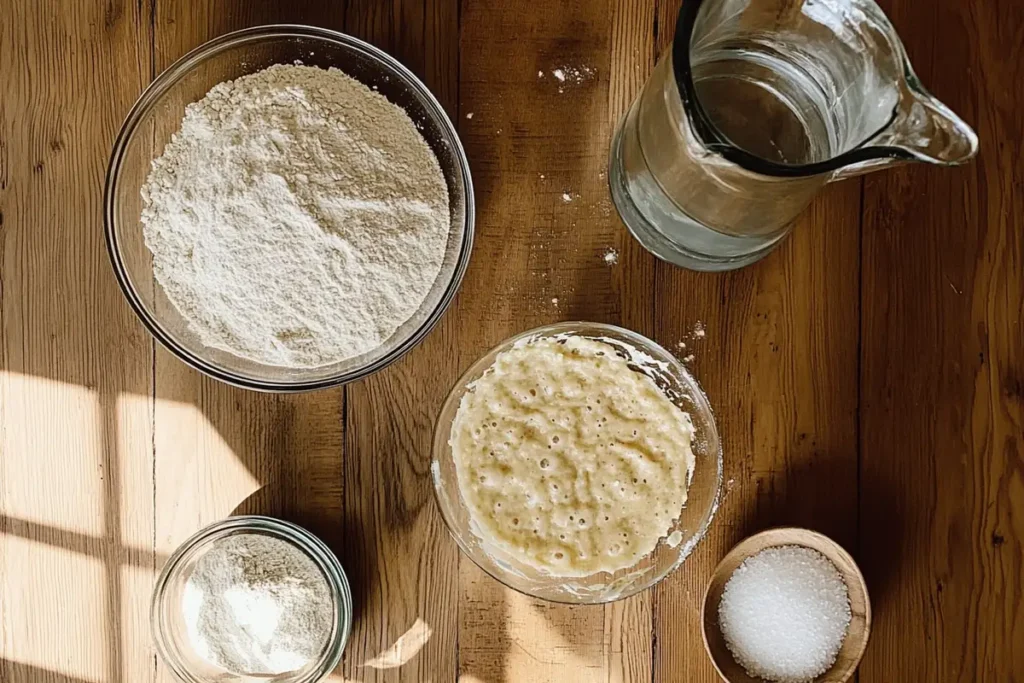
[105,25,474,391]
[431,322,723,603]
[151,516,352,683]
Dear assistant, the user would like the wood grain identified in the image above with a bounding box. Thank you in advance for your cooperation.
[859,0,1024,680]
[647,3,863,683]
[338,2,463,681]
[0,3,156,683]
[456,0,660,680]
[147,5,350,683]
[0,0,1022,682]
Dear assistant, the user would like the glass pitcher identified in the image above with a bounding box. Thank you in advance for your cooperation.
[609,0,978,271]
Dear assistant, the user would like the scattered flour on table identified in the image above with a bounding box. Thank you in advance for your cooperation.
[550,65,596,86]
[141,64,449,368]
[182,534,332,676]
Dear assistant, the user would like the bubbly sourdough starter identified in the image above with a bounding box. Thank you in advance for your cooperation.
[450,335,696,576]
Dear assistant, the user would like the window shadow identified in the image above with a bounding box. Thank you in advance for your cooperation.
[1,2,471,683]
[0,659,100,683]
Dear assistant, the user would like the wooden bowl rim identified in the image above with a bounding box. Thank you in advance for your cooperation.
[700,527,872,683]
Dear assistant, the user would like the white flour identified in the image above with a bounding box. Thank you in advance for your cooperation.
[182,534,332,675]
[141,64,450,367]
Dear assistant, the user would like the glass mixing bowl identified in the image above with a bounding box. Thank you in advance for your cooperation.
[431,322,723,603]
[151,516,352,683]
[105,25,474,391]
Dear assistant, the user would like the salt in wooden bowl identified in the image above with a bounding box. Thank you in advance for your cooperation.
[701,527,871,683]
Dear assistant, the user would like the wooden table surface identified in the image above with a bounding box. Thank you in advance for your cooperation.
[2,0,1021,681]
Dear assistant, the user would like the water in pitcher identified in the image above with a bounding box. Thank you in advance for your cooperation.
[693,50,833,166]
[609,0,978,272]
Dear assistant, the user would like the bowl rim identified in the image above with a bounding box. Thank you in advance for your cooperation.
[150,515,353,683]
[430,320,724,604]
[104,24,475,392]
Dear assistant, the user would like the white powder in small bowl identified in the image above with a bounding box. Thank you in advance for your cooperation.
[182,534,333,676]
[718,545,851,683]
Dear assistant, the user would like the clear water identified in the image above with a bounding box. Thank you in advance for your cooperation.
[692,48,836,165]
[609,47,837,271]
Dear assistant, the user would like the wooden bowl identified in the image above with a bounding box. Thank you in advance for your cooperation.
[701,528,871,683]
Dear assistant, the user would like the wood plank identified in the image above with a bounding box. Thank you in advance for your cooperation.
[650,185,863,682]
[860,0,1024,680]
[0,2,156,682]
[1,2,1020,683]
[150,3,465,682]
[647,2,862,681]
[606,1,660,681]
[456,0,657,681]
[338,1,462,680]
[147,5,348,683]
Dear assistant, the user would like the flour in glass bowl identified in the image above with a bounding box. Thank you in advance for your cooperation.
[182,533,333,675]
[141,64,450,368]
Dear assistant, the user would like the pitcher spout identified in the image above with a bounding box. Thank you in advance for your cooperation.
[881,80,979,165]
[830,80,978,181]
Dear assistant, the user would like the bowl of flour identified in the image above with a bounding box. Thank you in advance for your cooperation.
[106,25,473,390]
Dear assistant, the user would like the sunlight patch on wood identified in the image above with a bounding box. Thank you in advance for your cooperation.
[0,373,104,535]
[0,536,108,681]
[115,392,155,550]
[362,617,433,670]
[120,562,158,678]
[153,396,260,554]
[505,589,604,681]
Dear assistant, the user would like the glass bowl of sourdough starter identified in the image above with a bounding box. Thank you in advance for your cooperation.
[105,25,473,391]
[431,322,723,603]
[151,516,352,683]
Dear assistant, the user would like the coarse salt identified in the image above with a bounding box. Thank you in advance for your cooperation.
[718,545,851,683]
